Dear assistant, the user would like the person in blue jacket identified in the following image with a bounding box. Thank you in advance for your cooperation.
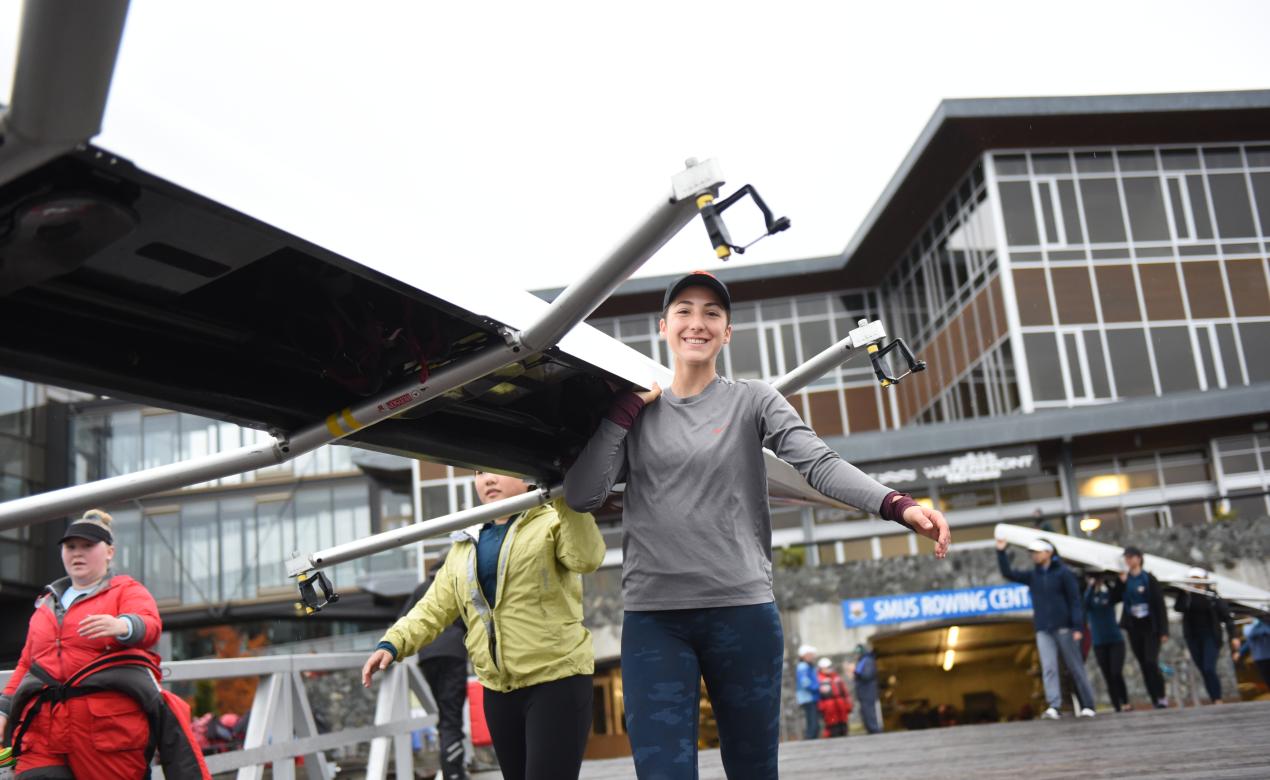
[1083,572,1130,711]
[794,644,820,740]
[997,536,1096,719]
[852,644,883,734]
[1239,618,1270,689]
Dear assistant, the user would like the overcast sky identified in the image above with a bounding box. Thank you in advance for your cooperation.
[4,1,1270,293]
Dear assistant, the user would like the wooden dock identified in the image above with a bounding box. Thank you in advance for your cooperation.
[566,700,1269,779]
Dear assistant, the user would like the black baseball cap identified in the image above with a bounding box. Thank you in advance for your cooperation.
[59,520,112,545]
[662,271,731,313]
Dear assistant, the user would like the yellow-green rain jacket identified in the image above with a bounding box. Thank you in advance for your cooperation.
[381,496,605,692]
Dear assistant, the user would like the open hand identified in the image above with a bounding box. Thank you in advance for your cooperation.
[903,505,951,559]
[995,537,1007,551]
[362,649,394,687]
[78,614,129,640]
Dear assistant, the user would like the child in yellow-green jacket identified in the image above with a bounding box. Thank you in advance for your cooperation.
[363,472,604,780]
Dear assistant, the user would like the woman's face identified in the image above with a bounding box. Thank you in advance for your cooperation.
[473,471,530,505]
[659,285,731,367]
[61,537,113,586]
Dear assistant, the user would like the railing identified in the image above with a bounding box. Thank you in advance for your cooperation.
[0,652,436,780]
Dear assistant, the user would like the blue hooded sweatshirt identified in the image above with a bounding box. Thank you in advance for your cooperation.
[998,549,1083,633]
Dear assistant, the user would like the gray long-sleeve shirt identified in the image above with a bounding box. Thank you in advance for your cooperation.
[564,376,899,611]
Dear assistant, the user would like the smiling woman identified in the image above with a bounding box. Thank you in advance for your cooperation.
[564,271,953,780]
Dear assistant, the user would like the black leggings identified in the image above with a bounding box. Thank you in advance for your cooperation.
[1093,642,1129,710]
[1126,619,1166,703]
[483,674,593,780]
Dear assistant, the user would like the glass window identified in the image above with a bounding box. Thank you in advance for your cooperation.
[939,485,997,511]
[1186,176,1215,239]
[840,539,873,562]
[333,483,371,580]
[796,295,828,317]
[1084,331,1111,398]
[1247,146,1270,167]
[1239,322,1270,383]
[107,410,141,477]
[1160,453,1209,485]
[1161,149,1200,170]
[1249,172,1270,237]
[1064,333,1085,397]
[1208,173,1257,238]
[110,508,143,577]
[1220,452,1259,475]
[1149,327,1199,393]
[180,501,218,605]
[994,154,1028,175]
[727,327,762,380]
[762,300,792,320]
[730,302,757,324]
[1121,456,1159,490]
[1075,151,1114,173]
[1170,501,1210,527]
[143,511,181,602]
[1107,329,1155,397]
[1216,324,1244,385]
[618,316,650,338]
[1121,177,1170,241]
[797,319,833,366]
[1056,180,1082,244]
[219,497,256,601]
[1023,333,1065,401]
[141,413,178,470]
[1202,147,1243,170]
[256,498,295,591]
[999,474,1061,503]
[1032,153,1071,174]
[296,487,334,560]
[1118,150,1157,172]
[999,182,1039,246]
[1080,180,1127,243]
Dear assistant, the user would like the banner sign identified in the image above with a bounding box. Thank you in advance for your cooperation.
[863,445,1041,489]
[842,583,1032,628]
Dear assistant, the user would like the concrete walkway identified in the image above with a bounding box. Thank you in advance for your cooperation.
[560,700,1269,779]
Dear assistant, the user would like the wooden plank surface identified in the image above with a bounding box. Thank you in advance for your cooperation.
[558,700,1270,779]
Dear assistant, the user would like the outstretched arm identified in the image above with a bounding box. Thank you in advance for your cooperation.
[995,539,1029,584]
[754,382,950,557]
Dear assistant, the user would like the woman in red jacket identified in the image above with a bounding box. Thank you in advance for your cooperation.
[815,658,853,738]
[0,510,209,779]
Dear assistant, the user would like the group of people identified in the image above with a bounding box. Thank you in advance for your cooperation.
[794,643,883,741]
[999,536,1252,719]
[365,271,953,780]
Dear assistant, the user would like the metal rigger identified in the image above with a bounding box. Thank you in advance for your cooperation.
[285,161,926,613]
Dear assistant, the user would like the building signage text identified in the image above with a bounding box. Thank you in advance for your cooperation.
[842,583,1033,628]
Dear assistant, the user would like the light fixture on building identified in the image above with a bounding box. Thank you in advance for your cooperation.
[947,625,960,648]
[942,649,956,671]
[1079,517,1102,534]
[917,497,935,509]
[1080,474,1128,498]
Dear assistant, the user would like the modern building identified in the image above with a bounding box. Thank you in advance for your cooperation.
[0,383,420,663]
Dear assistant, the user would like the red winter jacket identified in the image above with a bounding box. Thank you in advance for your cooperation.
[2,572,162,707]
[816,671,853,726]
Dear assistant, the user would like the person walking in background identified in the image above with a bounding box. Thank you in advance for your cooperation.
[852,644,883,734]
[0,509,210,779]
[400,550,469,780]
[997,537,1096,719]
[1117,545,1170,708]
[1174,567,1240,704]
[1239,618,1270,690]
[795,645,821,740]
[1084,572,1131,712]
[816,658,852,737]
[363,473,605,780]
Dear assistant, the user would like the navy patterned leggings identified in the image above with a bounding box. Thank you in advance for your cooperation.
[622,602,784,780]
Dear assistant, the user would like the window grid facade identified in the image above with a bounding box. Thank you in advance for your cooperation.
[993,142,1270,411]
